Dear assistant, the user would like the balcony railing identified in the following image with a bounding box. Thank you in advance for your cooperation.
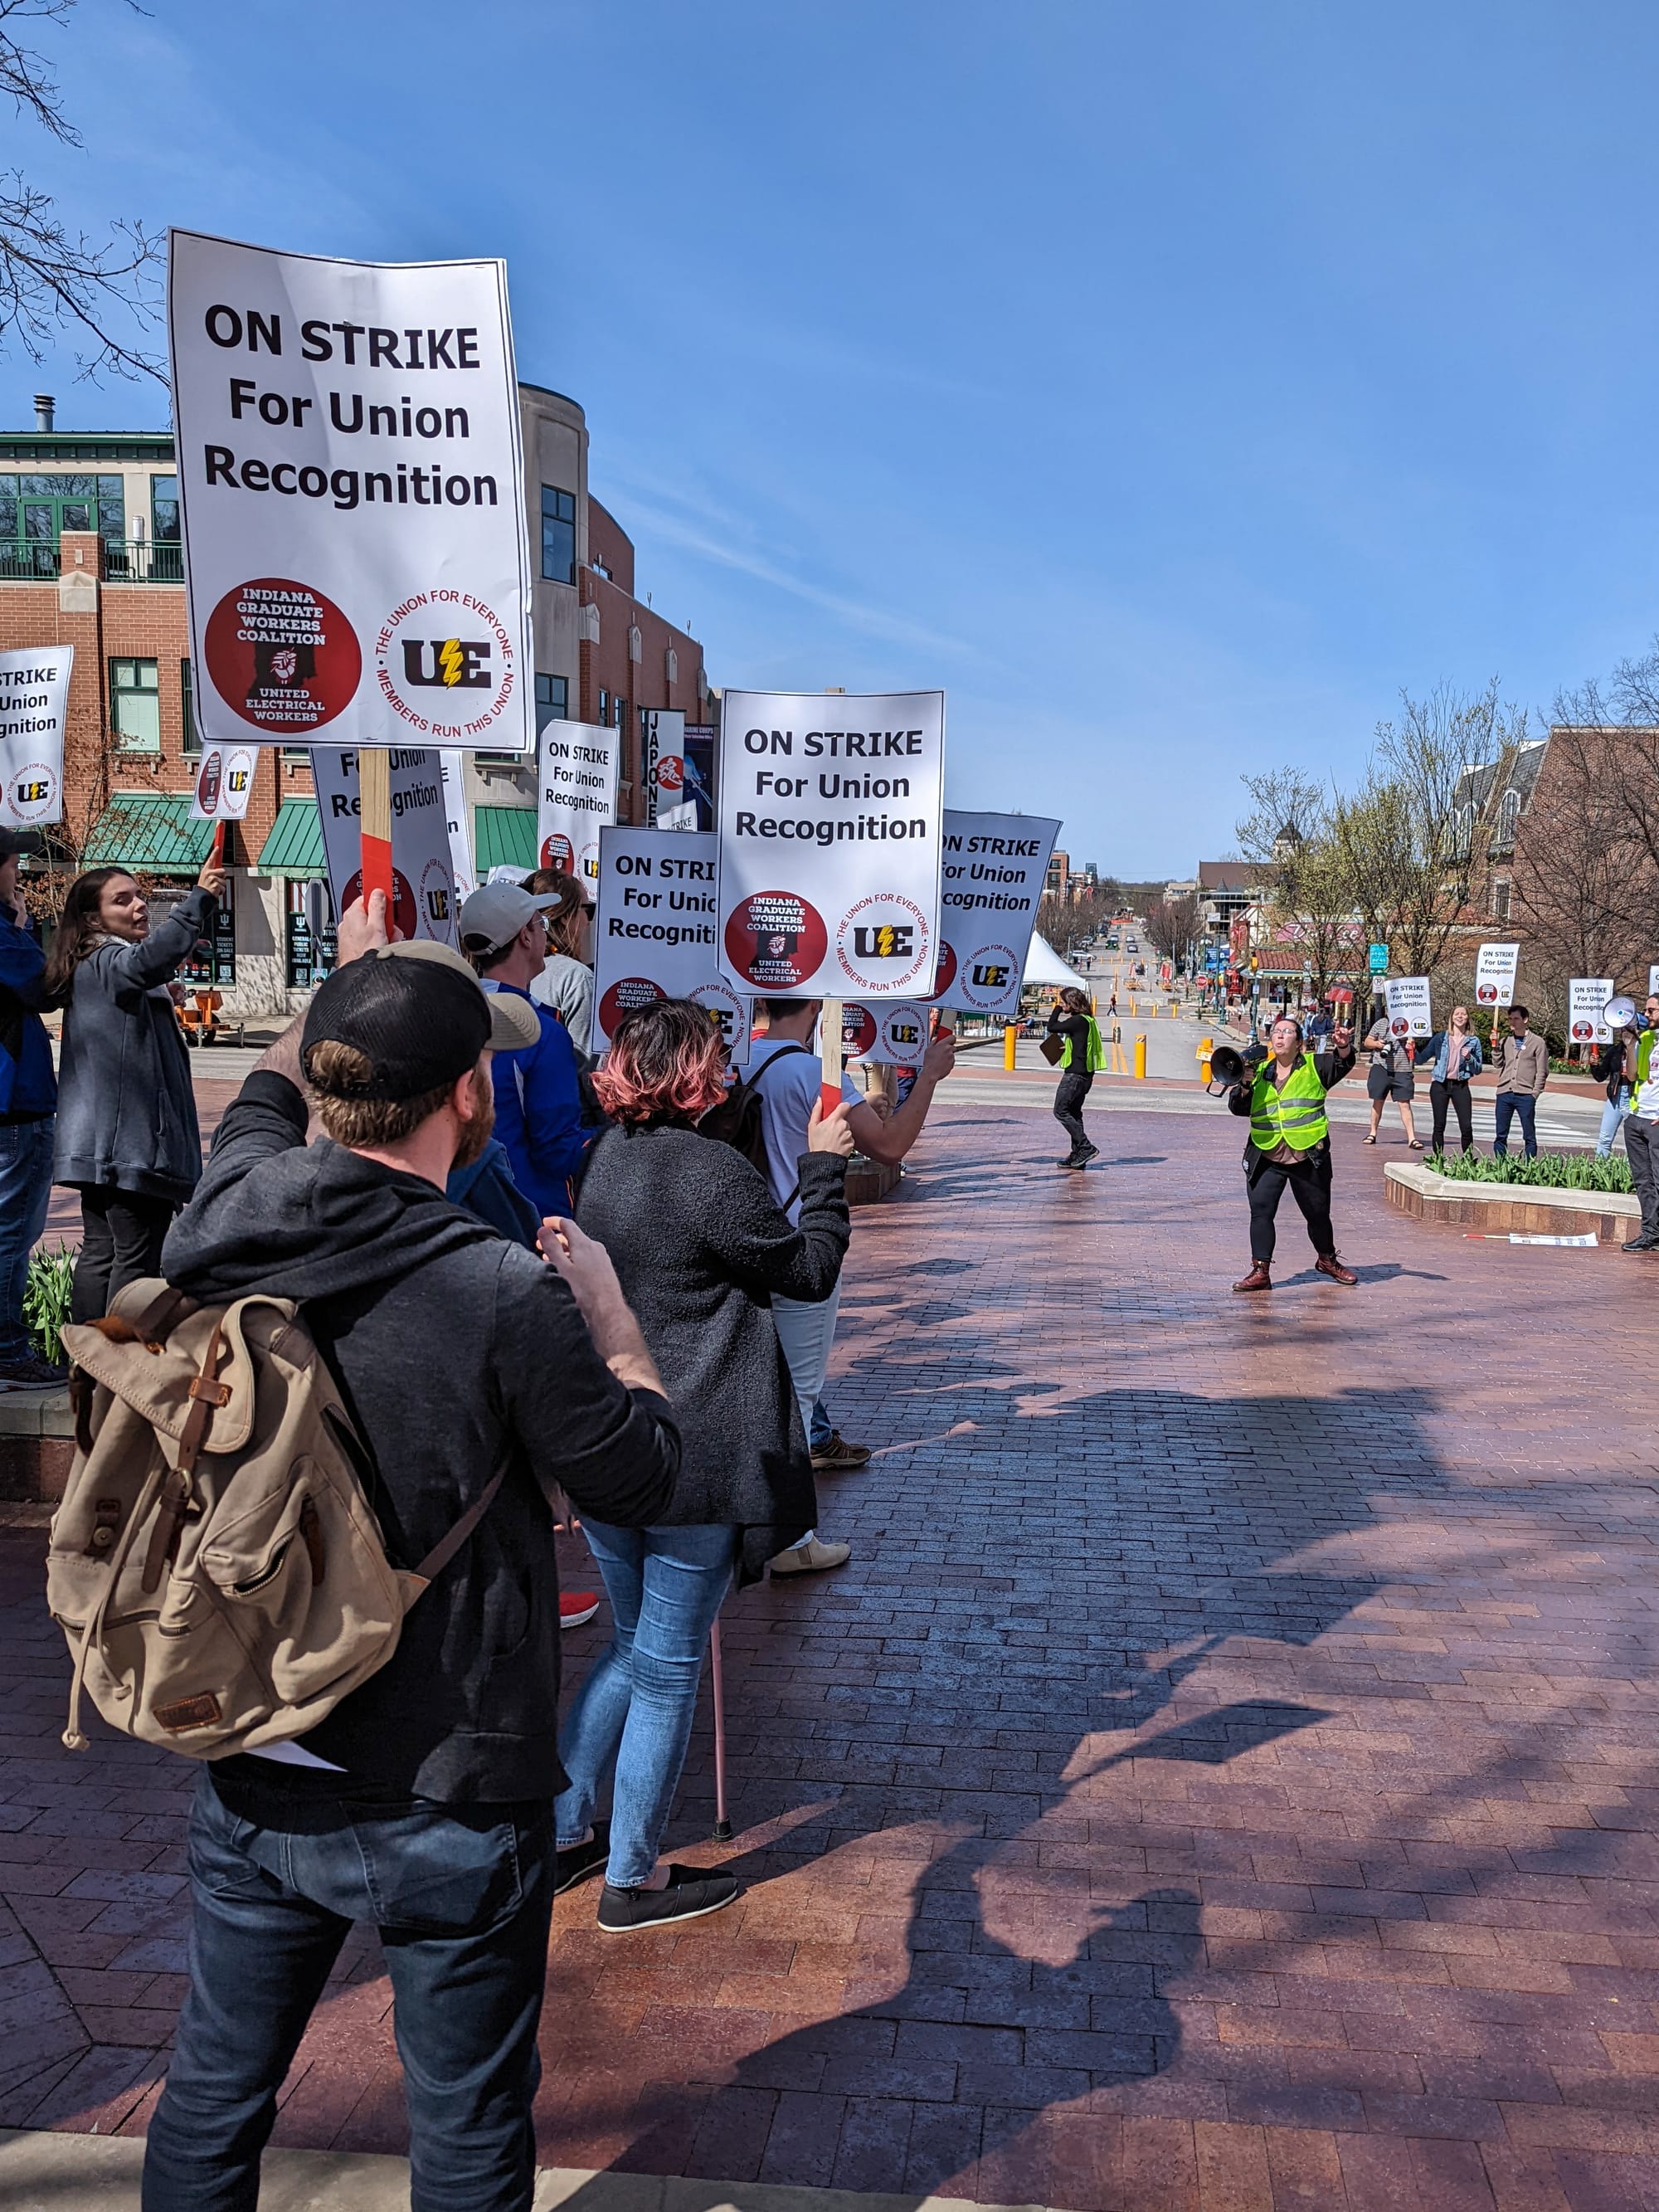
[0,543,60,580]
[105,539,183,582]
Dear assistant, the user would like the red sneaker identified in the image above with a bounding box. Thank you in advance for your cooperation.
[560,1591,601,1630]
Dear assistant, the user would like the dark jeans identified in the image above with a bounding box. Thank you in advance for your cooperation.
[1491,1092,1538,1160]
[70,1186,177,1324]
[1247,1152,1335,1264]
[1053,1069,1094,1153]
[142,1770,557,2212]
[1429,1079,1473,1154]
[0,1115,53,1362]
[1627,1116,1659,1238]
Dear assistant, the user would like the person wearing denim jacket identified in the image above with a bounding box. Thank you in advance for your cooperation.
[1422,1010,1483,1157]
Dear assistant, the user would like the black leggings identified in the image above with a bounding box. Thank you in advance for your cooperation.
[1247,1154,1335,1264]
[1430,1079,1473,1154]
[71,1189,178,1325]
[1053,1069,1094,1152]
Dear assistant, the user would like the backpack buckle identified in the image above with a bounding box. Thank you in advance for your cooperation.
[187,1376,231,1408]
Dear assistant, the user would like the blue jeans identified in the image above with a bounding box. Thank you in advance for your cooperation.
[0,1115,52,1362]
[555,1519,737,1888]
[143,1770,556,2212]
[1492,1092,1538,1158]
[1598,1089,1630,1158]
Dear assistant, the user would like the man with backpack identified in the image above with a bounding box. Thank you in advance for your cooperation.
[136,897,682,2212]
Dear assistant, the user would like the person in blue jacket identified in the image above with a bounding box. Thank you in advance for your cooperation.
[458,879,594,1216]
[0,830,61,1386]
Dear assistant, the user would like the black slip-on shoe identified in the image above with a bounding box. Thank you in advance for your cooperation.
[554,1820,611,1896]
[596,1865,741,1932]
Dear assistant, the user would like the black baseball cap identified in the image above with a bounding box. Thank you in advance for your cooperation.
[301,942,538,1101]
[0,830,44,860]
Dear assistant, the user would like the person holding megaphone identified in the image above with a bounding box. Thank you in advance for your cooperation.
[1213,1013,1359,1293]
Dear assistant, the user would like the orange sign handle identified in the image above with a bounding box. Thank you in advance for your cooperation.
[820,994,844,1115]
[209,820,225,869]
[358,748,393,918]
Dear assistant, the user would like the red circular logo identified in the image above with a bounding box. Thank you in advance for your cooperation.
[204,577,362,734]
[600,976,667,1039]
[1477,984,1498,1002]
[723,890,828,990]
[655,754,684,793]
[540,832,574,873]
[1571,1019,1594,1040]
[931,943,958,998]
[841,1005,878,1056]
[343,867,416,943]
[1390,1017,1410,1035]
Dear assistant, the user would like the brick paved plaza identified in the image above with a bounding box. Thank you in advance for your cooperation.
[3,1096,1658,2210]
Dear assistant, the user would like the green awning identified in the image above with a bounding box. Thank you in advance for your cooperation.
[82,793,215,873]
[474,804,538,874]
[257,797,325,877]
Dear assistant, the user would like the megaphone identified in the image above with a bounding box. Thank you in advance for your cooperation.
[1208,1044,1247,1095]
[1604,995,1638,1032]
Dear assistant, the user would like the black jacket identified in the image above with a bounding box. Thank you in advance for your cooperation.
[160,1071,680,1804]
[1592,1040,1629,1104]
[1228,1043,1355,1175]
[576,1123,849,1586]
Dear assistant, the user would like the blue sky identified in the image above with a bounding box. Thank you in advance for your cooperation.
[10,0,1659,876]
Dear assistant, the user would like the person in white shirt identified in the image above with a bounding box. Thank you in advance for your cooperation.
[747,997,956,1573]
[524,870,596,1060]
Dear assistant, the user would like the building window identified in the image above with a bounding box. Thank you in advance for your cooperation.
[1495,787,1520,852]
[598,687,609,724]
[535,673,567,731]
[540,486,576,584]
[152,475,180,541]
[613,695,626,730]
[0,470,124,575]
[109,657,160,751]
[1491,876,1511,921]
[181,659,200,755]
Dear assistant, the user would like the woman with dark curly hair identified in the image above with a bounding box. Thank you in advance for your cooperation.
[552,997,853,1932]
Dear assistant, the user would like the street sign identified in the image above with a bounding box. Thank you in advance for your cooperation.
[1368,943,1389,974]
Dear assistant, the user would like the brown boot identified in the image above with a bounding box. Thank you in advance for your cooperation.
[1315,1253,1359,1287]
[1232,1260,1272,1294]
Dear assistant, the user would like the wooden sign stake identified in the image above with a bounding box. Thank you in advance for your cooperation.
[820,995,844,1115]
[358,748,393,920]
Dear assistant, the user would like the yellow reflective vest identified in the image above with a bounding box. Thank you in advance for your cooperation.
[1248,1055,1330,1153]
[1061,1017,1105,1073]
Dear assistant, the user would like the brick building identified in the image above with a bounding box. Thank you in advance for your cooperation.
[0,387,710,1012]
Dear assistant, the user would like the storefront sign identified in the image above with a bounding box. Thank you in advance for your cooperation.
[930,809,1059,1016]
[169,229,533,753]
[643,708,685,826]
[0,644,71,828]
[537,717,618,890]
[715,688,945,1001]
[311,746,459,946]
[592,824,750,1061]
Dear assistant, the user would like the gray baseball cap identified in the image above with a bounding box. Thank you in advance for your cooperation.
[458,880,558,957]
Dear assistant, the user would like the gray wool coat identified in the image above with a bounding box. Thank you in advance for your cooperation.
[53,887,215,1203]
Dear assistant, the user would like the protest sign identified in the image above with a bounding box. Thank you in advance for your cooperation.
[0,645,71,828]
[1474,941,1520,1008]
[438,754,475,899]
[169,230,533,753]
[187,741,259,821]
[643,709,685,824]
[1384,976,1432,1037]
[537,718,618,891]
[844,1001,928,1067]
[715,689,944,1001]
[592,825,750,1062]
[931,810,1060,1015]
[1649,962,1659,1001]
[659,800,698,832]
[312,747,459,946]
[1569,976,1615,1045]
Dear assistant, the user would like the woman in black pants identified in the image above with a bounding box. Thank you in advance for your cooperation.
[46,856,225,1323]
[1046,987,1102,1169]
[1424,1005,1482,1155]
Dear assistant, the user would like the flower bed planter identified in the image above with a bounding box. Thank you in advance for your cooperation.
[1384,1161,1639,1244]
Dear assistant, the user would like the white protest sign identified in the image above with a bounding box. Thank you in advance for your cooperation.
[715,689,944,1001]
[0,645,71,828]
[311,747,459,946]
[844,1001,928,1067]
[932,810,1060,1015]
[1649,962,1659,1001]
[1384,976,1432,1038]
[1569,977,1615,1045]
[537,718,618,892]
[438,755,475,900]
[659,799,698,833]
[169,230,533,753]
[1474,942,1520,1009]
[187,742,259,821]
[592,825,750,1063]
[643,708,685,825]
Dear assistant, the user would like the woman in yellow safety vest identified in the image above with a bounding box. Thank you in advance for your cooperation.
[1046,986,1105,1171]
[1223,1013,1360,1292]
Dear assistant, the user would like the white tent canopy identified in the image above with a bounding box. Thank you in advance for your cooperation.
[1020,933,1091,990]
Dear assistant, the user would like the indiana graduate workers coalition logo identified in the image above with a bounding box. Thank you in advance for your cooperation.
[375,588,516,743]
[724,889,829,992]
[835,892,931,992]
[205,577,362,734]
[600,975,668,1038]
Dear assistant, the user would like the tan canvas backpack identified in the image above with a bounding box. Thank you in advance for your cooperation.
[47,1278,502,1758]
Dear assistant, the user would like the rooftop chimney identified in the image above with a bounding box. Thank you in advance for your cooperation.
[33,394,54,432]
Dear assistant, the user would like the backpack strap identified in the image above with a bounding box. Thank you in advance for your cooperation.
[408,1469,508,1591]
[744,1041,812,1091]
